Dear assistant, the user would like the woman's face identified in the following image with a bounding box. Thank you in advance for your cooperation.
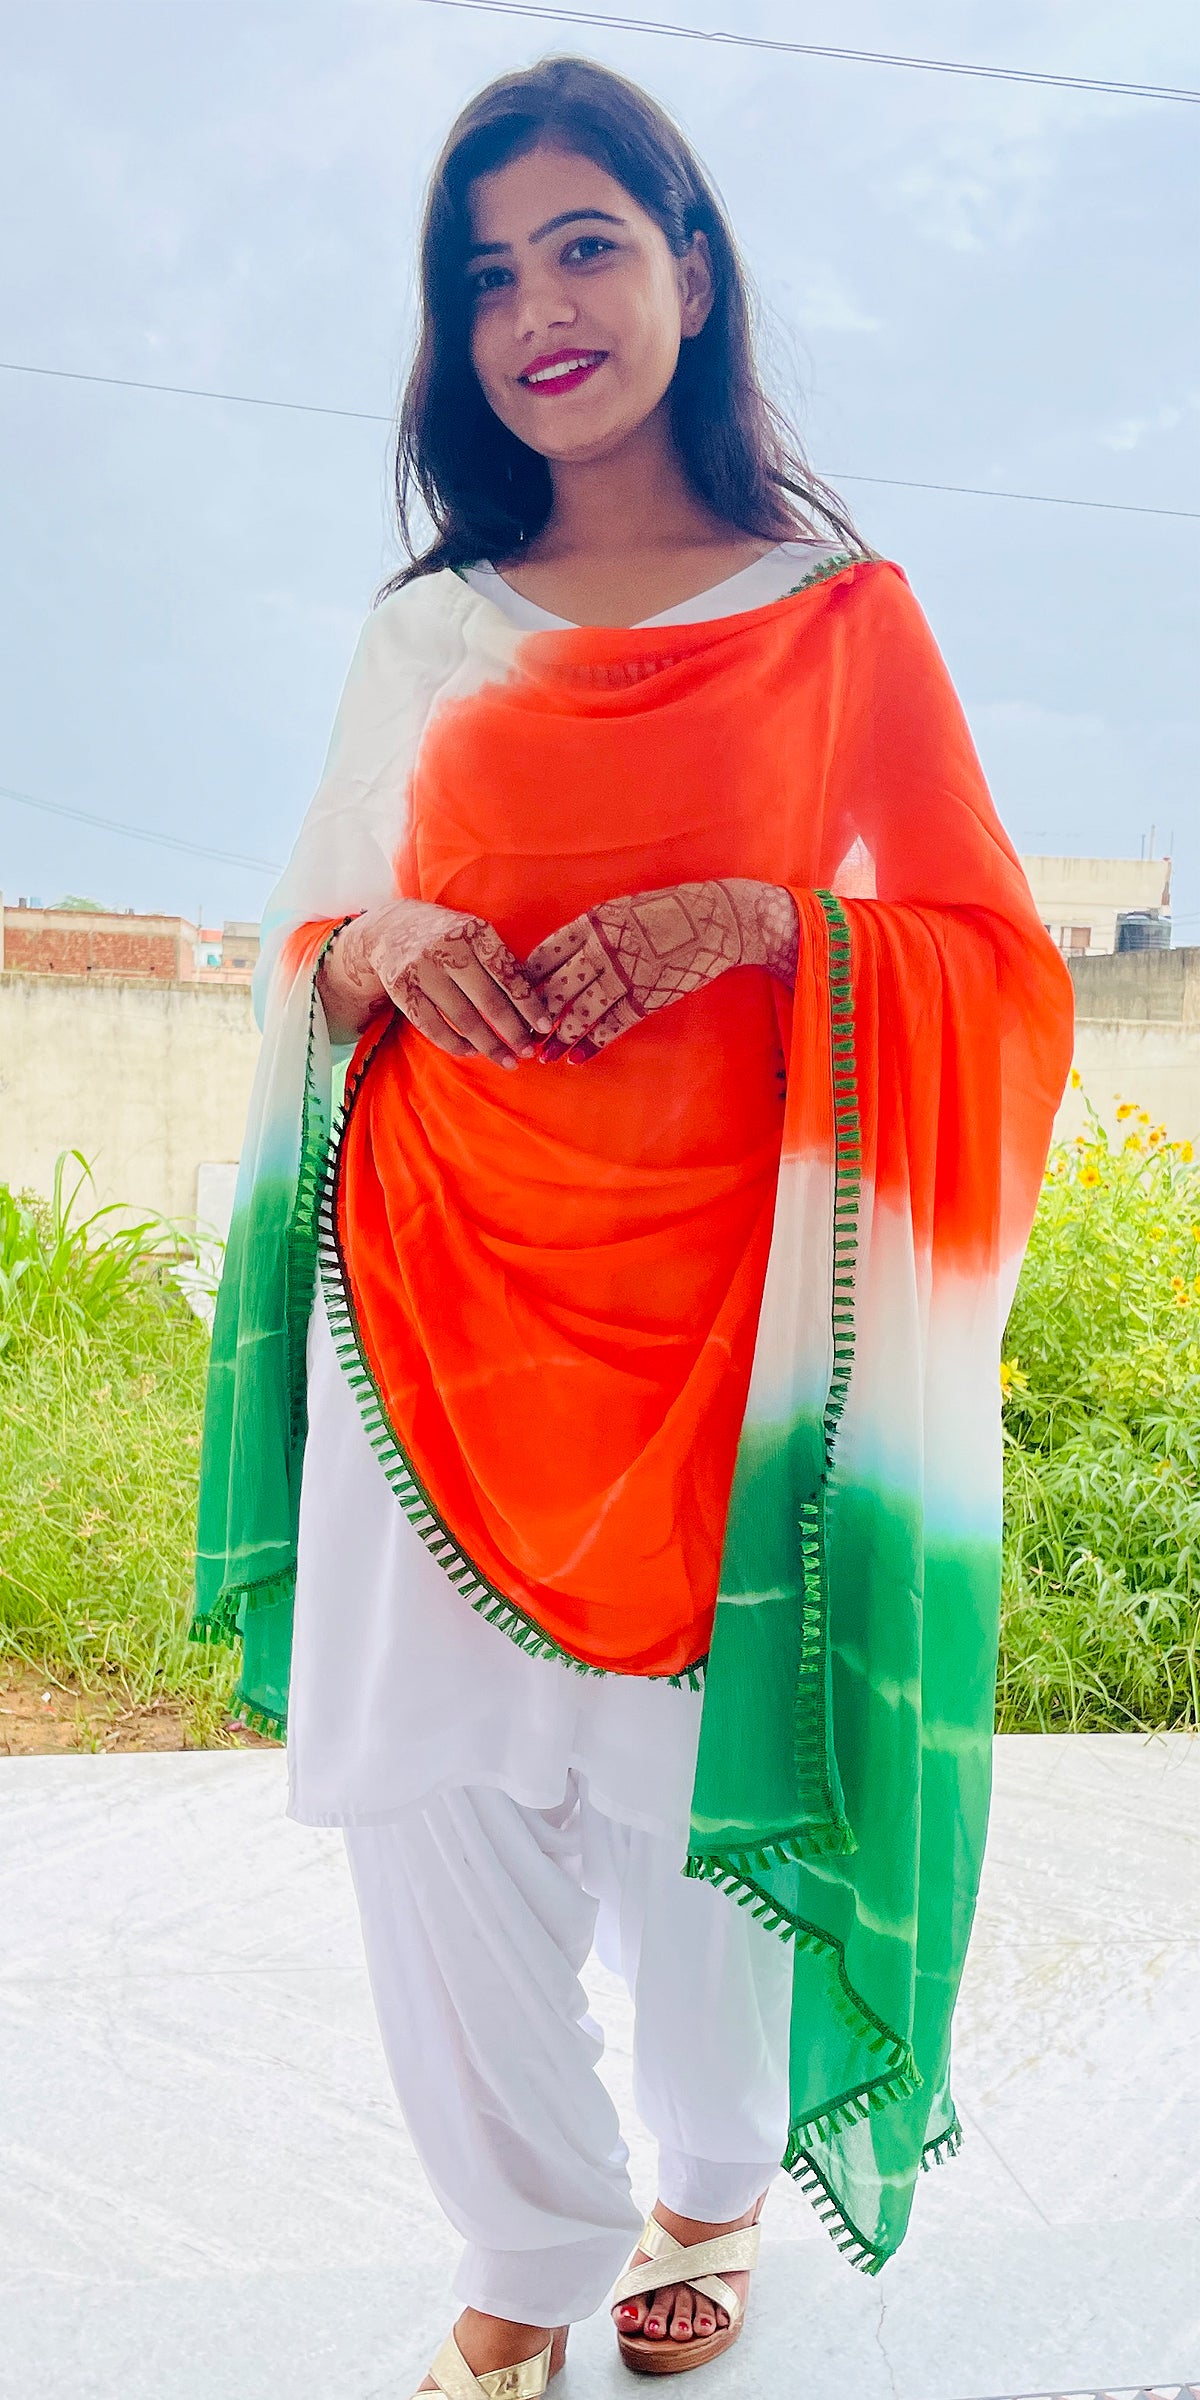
[465,144,714,466]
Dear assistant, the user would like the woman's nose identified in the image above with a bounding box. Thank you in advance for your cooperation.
[513,271,578,346]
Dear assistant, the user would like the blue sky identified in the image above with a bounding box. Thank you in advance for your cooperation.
[1,0,1196,935]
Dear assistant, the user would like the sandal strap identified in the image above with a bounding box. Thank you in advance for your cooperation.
[423,2329,554,2399]
[613,2217,761,2322]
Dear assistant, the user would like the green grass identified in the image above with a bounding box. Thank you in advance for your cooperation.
[998,1094,1199,1732]
[0,1158,236,1741]
[2,1113,1197,1744]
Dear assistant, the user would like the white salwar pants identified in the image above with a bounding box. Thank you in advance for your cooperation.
[344,1772,793,2326]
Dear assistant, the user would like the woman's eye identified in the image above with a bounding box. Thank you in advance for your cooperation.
[469,264,512,297]
[564,236,616,265]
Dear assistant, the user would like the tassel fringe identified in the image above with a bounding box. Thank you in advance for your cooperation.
[228,1696,286,1742]
[784,2113,965,2278]
[738,887,863,1857]
[682,1851,920,2095]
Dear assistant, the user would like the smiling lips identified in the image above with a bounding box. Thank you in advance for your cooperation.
[518,349,608,395]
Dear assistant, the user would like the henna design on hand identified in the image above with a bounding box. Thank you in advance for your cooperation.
[318,900,551,1064]
[527,880,799,1062]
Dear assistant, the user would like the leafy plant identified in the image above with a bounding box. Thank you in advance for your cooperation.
[0,1150,206,1357]
[0,1155,234,1736]
[3,1102,1198,1745]
[998,1087,1199,1731]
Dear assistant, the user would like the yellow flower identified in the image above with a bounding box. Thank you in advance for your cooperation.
[1148,1126,1165,1147]
[1116,1101,1136,1121]
[1123,1133,1145,1153]
[999,1358,1029,1398]
[1138,1109,1151,1125]
[1180,1141,1194,1164]
[1069,1066,1083,1089]
[1080,1162,1101,1187]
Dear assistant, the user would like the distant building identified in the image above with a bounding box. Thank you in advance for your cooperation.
[1019,855,1172,957]
[218,920,261,976]
[0,900,257,982]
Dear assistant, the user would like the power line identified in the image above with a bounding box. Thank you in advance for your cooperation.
[418,0,1200,104]
[3,360,1196,522]
[0,783,281,876]
[824,471,1198,522]
[0,357,386,428]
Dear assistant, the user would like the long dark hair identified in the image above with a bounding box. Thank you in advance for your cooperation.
[383,56,862,590]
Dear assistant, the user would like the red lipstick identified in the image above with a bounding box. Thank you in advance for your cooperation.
[518,348,607,395]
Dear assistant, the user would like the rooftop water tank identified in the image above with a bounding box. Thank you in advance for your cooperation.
[1116,910,1171,952]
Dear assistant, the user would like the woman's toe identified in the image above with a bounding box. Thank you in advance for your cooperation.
[643,2285,673,2338]
[614,2295,648,2332]
[669,2289,694,2341]
[693,2303,716,2337]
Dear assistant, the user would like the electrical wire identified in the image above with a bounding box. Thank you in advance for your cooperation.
[0,783,281,876]
[2,360,1196,521]
[418,0,1200,104]
[0,358,385,428]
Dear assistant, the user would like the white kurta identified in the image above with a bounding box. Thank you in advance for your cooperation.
[285,540,840,1835]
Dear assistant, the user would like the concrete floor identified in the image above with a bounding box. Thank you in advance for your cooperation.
[1,1733,1196,2400]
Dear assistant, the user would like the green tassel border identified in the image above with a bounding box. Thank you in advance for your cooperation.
[785,2112,966,2277]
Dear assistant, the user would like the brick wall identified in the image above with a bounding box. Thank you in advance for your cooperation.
[2,923,188,978]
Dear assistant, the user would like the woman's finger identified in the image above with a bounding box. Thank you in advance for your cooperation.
[564,995,642,1061]
[468,924,554,1036]
[394,979,477,1059]
[537,946,607,1021]
[540,967,630,1055]
[540,993,641,1064]
[525,917,591,983]
[449,953,544,1054]
[418,961,523,1063]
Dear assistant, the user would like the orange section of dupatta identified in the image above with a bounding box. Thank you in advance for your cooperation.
[332,563,1070,1674]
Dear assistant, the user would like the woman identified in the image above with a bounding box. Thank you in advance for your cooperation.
[194,56,1074,2399]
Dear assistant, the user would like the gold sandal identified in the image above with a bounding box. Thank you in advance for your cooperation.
[413,2323,567,2398]
[612,2211,761,2376]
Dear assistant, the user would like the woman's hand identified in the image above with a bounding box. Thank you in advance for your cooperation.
[527,880,799,1062]
[317,899,552,1067]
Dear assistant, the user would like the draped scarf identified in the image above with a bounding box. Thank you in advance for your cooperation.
[193,553,1073,2272]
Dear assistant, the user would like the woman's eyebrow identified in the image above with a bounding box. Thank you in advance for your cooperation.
[465,208,626,260]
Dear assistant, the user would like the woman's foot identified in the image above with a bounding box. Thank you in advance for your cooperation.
[418,2309,566,2391]
[610,2197,764,2348]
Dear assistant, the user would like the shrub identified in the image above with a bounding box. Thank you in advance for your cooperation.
[999,1091,1200,1732]
[0,1157,235,1737]
[3,1113,1198,1744]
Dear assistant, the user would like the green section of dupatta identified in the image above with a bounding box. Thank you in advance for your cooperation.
[689,893,998,2271]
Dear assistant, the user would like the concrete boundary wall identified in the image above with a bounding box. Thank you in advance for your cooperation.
[1058,946,1200,1146]
[0,974,259,1223]
[1,948,1197,1230]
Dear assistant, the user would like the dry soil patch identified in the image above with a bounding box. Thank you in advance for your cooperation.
[0,1668,275,1754]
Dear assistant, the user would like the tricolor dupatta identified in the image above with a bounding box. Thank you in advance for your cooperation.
[193,554,1073,2273]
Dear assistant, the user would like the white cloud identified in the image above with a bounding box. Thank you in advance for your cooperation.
[787,264,882,334]
[883,125,1057,253]
[1099,393,1199,453]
